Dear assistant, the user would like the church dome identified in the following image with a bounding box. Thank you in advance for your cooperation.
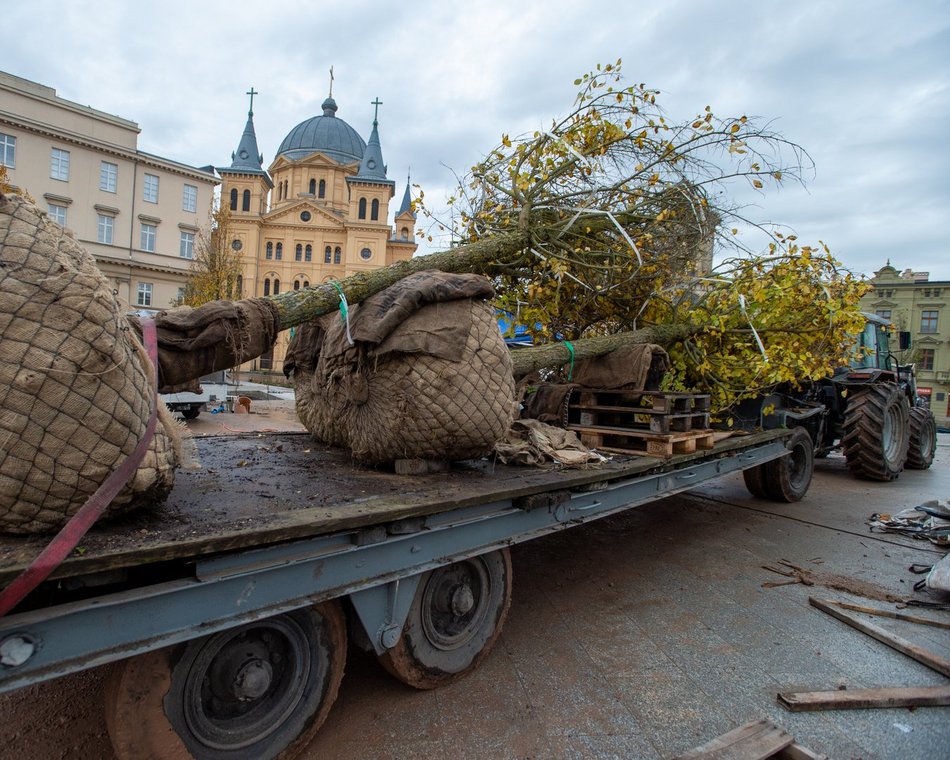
[276,97,366,164]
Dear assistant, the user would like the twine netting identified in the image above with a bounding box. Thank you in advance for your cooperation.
[292,293,516,464]
[0,193,179,534]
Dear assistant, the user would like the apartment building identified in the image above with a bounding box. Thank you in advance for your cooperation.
[0,70,217,311]
[859,261,949,428]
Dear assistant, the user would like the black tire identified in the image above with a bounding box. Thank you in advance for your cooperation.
[378,548,512,689]
[105,602,347,760]
[906,406,937,470]
[841,384,909,481]
[181,407,201,420]
[742,464,770,498]
[759,427,814,502]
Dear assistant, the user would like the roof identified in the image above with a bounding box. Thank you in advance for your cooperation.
[276,97,366,164]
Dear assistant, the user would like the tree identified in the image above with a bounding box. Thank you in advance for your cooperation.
[180,202,243,306]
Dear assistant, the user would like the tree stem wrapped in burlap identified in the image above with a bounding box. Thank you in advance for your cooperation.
[285,272,516,464]
[0,193,180,534]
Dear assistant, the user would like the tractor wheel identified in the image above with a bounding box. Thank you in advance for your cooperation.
[841,384,910,481]
[906,406,937,470]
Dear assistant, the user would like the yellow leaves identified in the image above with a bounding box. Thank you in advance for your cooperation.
[773,171,782,181]
[501,134,512,148]
[752,179,763,189]
[730,124,740,134]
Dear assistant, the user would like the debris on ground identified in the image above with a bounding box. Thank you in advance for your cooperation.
[674,718,828,759]
[869,501,950,544]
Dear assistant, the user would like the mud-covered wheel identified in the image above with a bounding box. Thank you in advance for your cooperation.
[742,463,770,498]
[378,548,512,690]
[759,427,814,502]
[841,384,909,481]
[104,601,347,760]
[906,406,937,470]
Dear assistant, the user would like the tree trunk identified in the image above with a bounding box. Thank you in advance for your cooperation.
[509,323,698,379]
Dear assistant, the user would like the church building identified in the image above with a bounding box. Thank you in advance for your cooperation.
[218,88,417,370]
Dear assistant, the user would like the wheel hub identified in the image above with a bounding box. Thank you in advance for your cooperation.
[450,584,475,616]
[233,659,273,701]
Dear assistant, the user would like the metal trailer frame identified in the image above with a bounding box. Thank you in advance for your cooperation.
[0,435,789,694]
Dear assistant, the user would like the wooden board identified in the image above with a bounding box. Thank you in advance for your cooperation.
[571,424,717,457]
[674,718,793,759]
[778,685,950,712]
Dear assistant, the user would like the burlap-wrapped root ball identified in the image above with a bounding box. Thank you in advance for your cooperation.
[0,193,180,534]
[286,272,516,464]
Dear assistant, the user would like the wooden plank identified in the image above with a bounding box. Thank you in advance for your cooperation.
[819,598,950,630]
[777,685,950,712]
[775,743,829,760]
[809,597,950,677]
[675,718,793,759]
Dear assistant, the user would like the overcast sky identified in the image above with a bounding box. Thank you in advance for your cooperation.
[5,0,949,280]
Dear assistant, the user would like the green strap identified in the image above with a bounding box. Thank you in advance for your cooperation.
[329,281,348,323]
[564,340,575,381]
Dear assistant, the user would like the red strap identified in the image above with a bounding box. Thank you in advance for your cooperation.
[0,319,160,617]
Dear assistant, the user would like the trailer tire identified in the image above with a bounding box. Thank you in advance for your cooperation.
[759,428,814,502]
[378,547,512,689]
[905,406,937,470]
[181,406,201,420]
[104,601,346,760]
[841,384,909,481]
[742,464,770,499]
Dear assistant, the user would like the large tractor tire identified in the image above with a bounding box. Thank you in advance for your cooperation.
[906,406,937,470]
[841,384,910,481]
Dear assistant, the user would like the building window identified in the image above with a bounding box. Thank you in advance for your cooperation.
[182,184,197,213]
[294,280,301,291]
[47,203,67,227]
[0,133,15,168]
[324,245,332,264]
[360,247,372,261]
[180,231,195,259]
[919,349,935,371]
[236,275,243,296]
[275,242,283,260]
[283,180,289,199]
[98,161,118,193]
[50,148,70,181]
[305,244,312,262]
[875,309,891,321]
[400,227,409,241]
[242,189,251,212]
[266,242,273,260]
[334,246,341,265]
[140,223,157,252]
[136,282,153,307]
[143,173,159,203]
[230,188,238,210]
[97,214,114,244]
[358,197,367,219]
[309,178,316,195]
[371,199,379,221]
[176,287,186,304]
[295,243,302,262]
[318,179,326,199]
[273,279,280,294]
[304,280,309,288]
[263,279,270,297]
[920,310,938,334]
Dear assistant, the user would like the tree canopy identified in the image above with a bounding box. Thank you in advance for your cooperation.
[180,202,243,307]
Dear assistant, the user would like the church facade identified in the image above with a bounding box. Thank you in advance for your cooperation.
[218,91,416,370]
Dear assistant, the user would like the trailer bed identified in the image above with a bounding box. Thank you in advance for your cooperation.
[0,428,787,585]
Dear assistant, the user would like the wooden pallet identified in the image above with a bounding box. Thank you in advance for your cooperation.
[571,424,716,457]
[566,389,711,434]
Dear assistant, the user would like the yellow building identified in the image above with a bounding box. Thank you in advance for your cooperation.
[0,70,217,311]
[859,261,949,428]
[218,90,416,371]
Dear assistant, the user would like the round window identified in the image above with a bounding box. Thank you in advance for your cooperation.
[360,247,372,260]
[231,239,243,251]
[366,159,377,170]
[300,211,312,222]
[239,150,248,159]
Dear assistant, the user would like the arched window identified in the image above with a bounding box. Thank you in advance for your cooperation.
[295,243,302,262]
[324,245,332,264]
[400,227,409,241]
[273,279,280,294]
[304,280,310,288]
[263,278,270,297]
[242,189,251,212]
[266,242,273,260]
[318,179,326,199]
[284,180,289,199]
[229,188,238,211]
[275,242,283,260]
[294,280,300,291]
[309,178,316,195]
[236,275,243,296]
[358,197,367,219]
[334,246,341,265]
[305,244,312,262]
[371,198,379,221]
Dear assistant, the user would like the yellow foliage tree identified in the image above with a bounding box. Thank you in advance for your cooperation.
[181,202,243,307]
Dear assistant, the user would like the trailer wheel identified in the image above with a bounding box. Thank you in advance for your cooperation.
[378,548,512,689]
[759,428,814,502]
[181,407,201,420]
[104,601,346,760]
[905,406,937,470]
[841,384,909,481]
[741,463,770,499]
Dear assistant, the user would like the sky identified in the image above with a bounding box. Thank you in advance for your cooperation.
[5,0,949,280]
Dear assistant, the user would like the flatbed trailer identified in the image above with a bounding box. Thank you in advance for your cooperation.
[0,427,809,759]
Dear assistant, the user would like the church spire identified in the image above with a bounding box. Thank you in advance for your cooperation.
[228,87,265,172]
[355,97,389,181]
[397,171,414,217]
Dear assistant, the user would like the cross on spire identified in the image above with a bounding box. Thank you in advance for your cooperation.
[246,87,258,115]
[328,66,334,98]
[371,97,383,123]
